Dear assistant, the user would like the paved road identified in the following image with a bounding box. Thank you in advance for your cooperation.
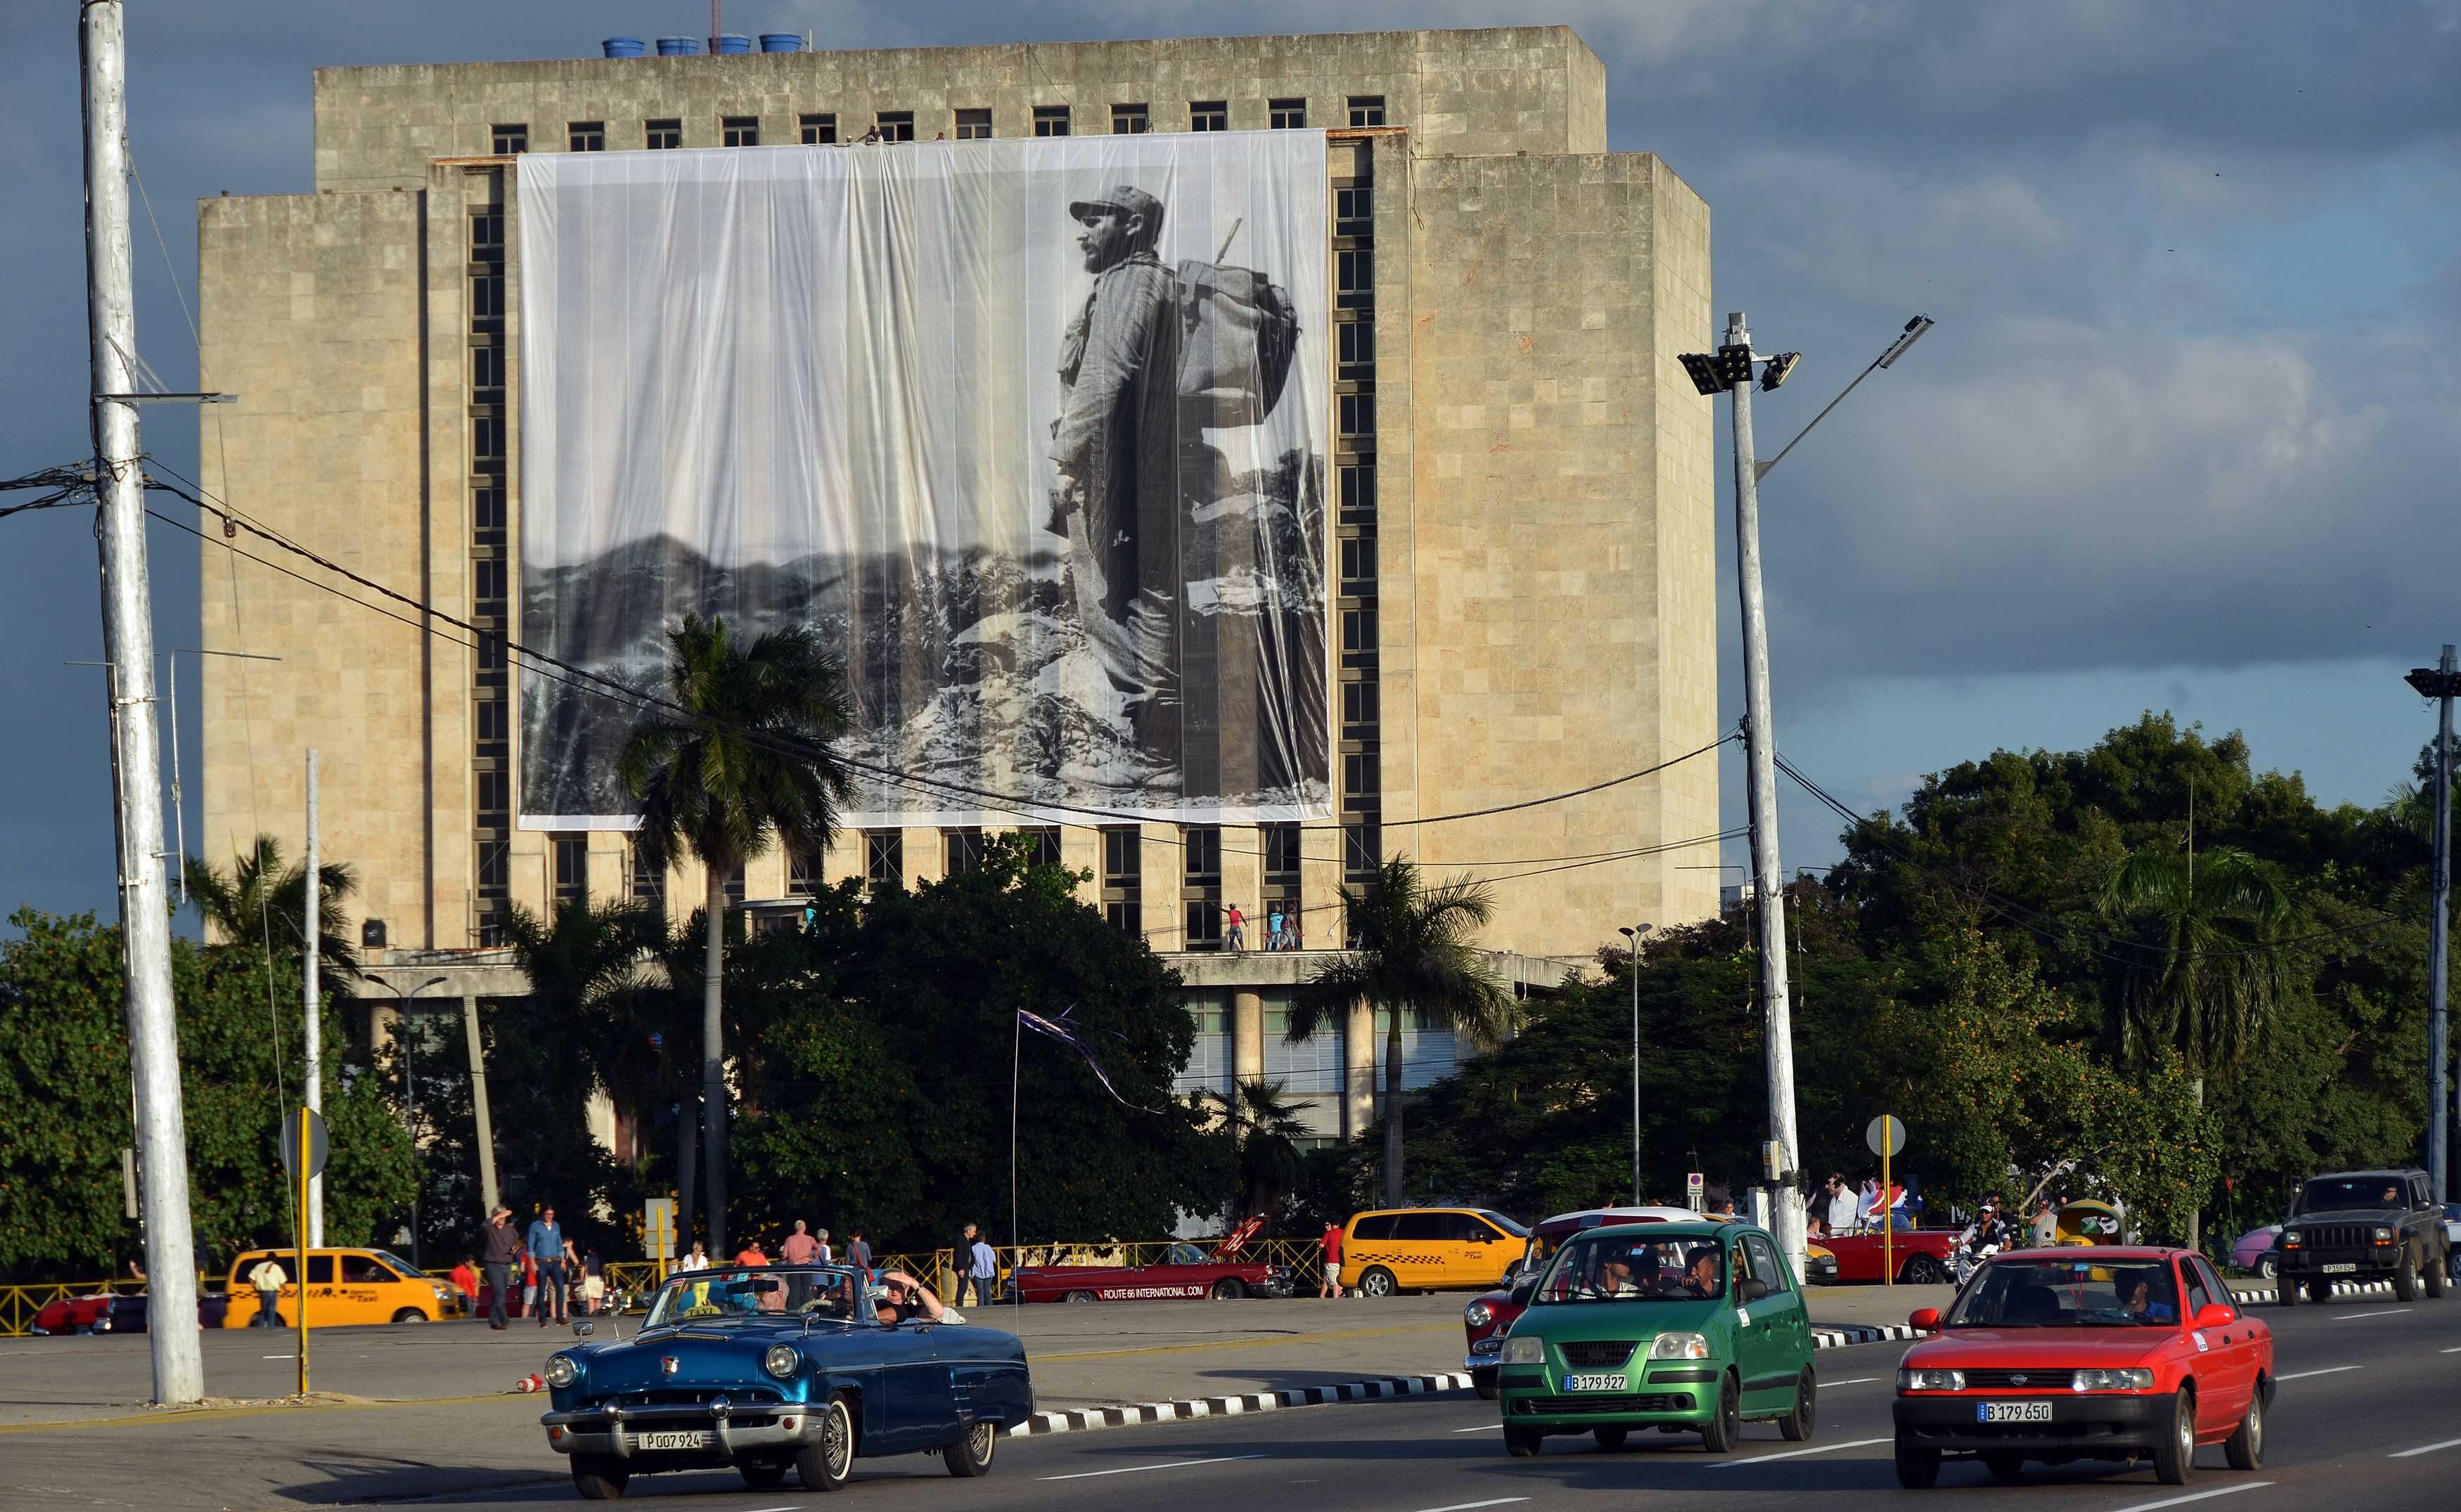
[6,1286,2455,1508]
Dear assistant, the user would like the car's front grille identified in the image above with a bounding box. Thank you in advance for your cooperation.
[1960,1369,2070,1390]
[1515,1393,1689,1416]
[596,1388,783,1407]
[1558,1341,1638,1369]
[2295,1223,2374,1250]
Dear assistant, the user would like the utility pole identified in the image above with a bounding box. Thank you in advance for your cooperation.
[82,0,203,1405]
[304,747,323,1247]
[2408,647,2458,1203]
[1619,924,1652,1206]
[461,995,502,1220]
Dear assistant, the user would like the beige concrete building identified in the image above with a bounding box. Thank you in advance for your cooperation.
[198,25,1718,1140]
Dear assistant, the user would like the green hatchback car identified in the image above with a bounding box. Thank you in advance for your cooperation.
[1495,1220,1818,1456]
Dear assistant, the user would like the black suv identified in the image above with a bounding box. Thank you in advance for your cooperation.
[2275,1168,2450,1305]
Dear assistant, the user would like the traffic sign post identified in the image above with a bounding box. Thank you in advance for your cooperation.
[1866,1114,1906,1287]
[278,1107,329,1395]
[643,1197,677,1279]
[1685,1171,1705,1213]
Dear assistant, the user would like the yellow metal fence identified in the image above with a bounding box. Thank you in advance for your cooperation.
[0,1278,191,1338]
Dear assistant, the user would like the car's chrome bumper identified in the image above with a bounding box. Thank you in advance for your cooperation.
[540,1401,815,1460]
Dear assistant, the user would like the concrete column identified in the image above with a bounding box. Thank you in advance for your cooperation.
[1233,990,1264,1088]
[1222,827,1264,954]
[1343,996,1376,1139]
[461,995,501,1220]
[1140,825,1177,946]
[904,826,942,889]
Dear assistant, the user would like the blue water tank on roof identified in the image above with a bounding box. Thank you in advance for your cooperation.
[711,34,752,54]
[655,37,700,56]
[602,37,645,58]
[759,34,802,53]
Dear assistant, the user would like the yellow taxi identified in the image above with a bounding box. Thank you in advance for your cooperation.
[1339,1207,1528,1296]
[221,1247,461,1327]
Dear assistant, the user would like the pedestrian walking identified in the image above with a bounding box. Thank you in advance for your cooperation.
[579,1248,605,1315]
[963,1224,999,1308]
[449,1255,480,1317]
[248,1253,288,1327]
[480,1206,520,1330]
[847,1228,872,1277]
[813,1227,834,1265]
[781,1220,821,1266]
[527,1205,576,1326]
[1225,903,1245,952]
[1318,1220,1344,1298]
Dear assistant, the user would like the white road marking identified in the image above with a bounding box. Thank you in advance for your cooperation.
[1040,1454,1264,1481]
[1410,1501,1529,1512]
[739,1506,802,1511]
[260,1354,295,1359]
[2273,1364,2361,1381]
[1449,1423,1503,1432]
[1713,1435,1891,1466]
[2332,1307,2412,1320]
[2389,1437,2461,1459]
[1825,1376,1880,1385]
[2441,1346,2461,1354]
[2107,1484,2274,1512]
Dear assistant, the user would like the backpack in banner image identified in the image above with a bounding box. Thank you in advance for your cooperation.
[1175,257,1299,428]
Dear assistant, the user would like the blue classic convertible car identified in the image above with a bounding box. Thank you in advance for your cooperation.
[540,1263,1034,1497]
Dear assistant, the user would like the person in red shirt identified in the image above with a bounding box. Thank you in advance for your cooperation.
[735,1239,770,1267]
[449,1257,480,1317]
[1318,1220,1345,1299]
[779,1221,821,1266]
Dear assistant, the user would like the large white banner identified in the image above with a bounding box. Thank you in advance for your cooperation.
[516,132,1330,829]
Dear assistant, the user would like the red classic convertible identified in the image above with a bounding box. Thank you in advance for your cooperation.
[1816,1226,1961,1284]
[1892,1247,2273,1488]
[1004,1216,1295,1303]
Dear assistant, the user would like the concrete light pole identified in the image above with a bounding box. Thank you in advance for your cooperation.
[81,0,204,1404]
[1619,924,1653,1206]
[2408,646,2458,1203]
[304,747,323,1247]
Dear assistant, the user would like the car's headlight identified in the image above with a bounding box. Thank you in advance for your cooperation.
[1464,1301,1493,1327]
[544,1354,579,1388]
[1898,1368,1965,1392]
[2071,1368,2155,1392]
[1648,1332,1711,1361]
[763,1344,801,1380]
[2374,1227,2396,1243]
[1501,1336,1543,1365]
[2282,1230,2302,1248]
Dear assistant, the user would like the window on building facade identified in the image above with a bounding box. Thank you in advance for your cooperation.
[1184,898,1223,949]
[471,414,506,465]
[864,830,903,886]
[1342,607,1379,665]
[470,273,506,323]
[469,212,504,259]
[553,834,588,903]
[721,115,760,148]
[629,846,667,906]
[475,768,510,827]
[799,112,836,145]
[477,841,510,895]
[1183,825,1221,882]
[1101,825,1141,936]
[1344,820,1382,881]
[473,555,508,616]
[1335,185,1373,236]
[1347,95,1386,127]
[943,827,984,875]
[1269,98,1306,129]
[954,108,992,139]
[1337,247,1373,307]
[1336,320,1374,379]
[1337,461,1375,524]
[721,862,747,905]
[474,694,508,755]
[875,111,914,141]
[1337,392,1376,439]
[1343,751,1382,801]
[1340,678,1379,737]
[470,343,505,396]
[1339,534,1377,593]
[1264,823,1302,880]
[473,485,506,544]
[491,123,528,155]
[1189,100,1228,131]
[1111,103,1149,134]
[1032,105,1071,137]
[568,122,605,152]
[1024,827,1063,868]
[787,844,822,895]
[645,118,683,150]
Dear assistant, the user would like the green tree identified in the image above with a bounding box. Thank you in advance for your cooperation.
[2097,844,2296,1087]
[1286,858,1511,1206]
[1217,1078,1312,1222]
[184,834,361,978]
[617,613,855,1254]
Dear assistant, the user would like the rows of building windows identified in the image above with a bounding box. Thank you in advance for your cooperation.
[486,95,1387,155]
[1332,146,1382,904]
[468,180,511,945]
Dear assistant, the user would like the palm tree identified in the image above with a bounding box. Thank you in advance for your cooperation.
[500,894,662,1035]
[1286,858,1511,1205]
[186,834,361,979]
[616,614,854,1253]
[1219,1078,1313,1222]
[2097,843,2296,1248]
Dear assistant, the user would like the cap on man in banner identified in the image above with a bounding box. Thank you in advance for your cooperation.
[1067,186,1165,243]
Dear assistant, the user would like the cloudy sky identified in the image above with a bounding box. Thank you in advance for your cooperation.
[1,2,2456,925]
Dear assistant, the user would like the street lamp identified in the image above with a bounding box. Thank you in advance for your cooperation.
[371,973,449,1265]
[2408,646,2460,1204]
[1679,311,1935,1277]
[1617,924,1653,1206]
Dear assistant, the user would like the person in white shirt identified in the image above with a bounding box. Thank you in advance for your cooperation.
[674,1241,711,1273]
[1824,1175,1859,1236]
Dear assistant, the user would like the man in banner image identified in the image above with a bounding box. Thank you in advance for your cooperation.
[1049,185,1182,783]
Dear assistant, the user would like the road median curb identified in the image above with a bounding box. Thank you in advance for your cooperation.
[2228,1277,2398,1301]
[1812,1324,1922,1348]
[1009,1371,1471,1435]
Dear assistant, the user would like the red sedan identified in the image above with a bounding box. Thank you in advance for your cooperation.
[1893,1246,2272,1488]
[1005,1216,1294,1303]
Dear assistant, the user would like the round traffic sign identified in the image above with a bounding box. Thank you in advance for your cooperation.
[1865,1114,1906,1158]
[279,1108,330,1182]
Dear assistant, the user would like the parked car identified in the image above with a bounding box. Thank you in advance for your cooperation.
[541,1262,1032,1497]
[1461,1206,1695,1397]
[1005,1215,1293,1303]
[2229,1225,2281,1279]
[1892,1246,2271,1488]
[1340,1206,1529,1297]
[2446,1203,2461,1281]
[1494,1220,1817,1457]
[1813,1227,1962,1284]
[30,1288,229,1334]
[2274,1168,2449,1305]
[221,1248,460,1327]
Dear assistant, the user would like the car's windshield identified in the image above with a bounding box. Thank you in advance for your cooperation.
[373,1251,428,1279]
[2299,1177,2405,1213]
[645,1265,863,1328]
[1534,1234,1723,1304]
[1480,1210,1530,1239]
[1946,1260,2180,1328]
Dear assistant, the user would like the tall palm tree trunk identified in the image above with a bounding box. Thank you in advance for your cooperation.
[702,869,728,1255]
[2186,1075,2204,1253]
[677,1090,698,1243]
[1382,1009,1406,1206]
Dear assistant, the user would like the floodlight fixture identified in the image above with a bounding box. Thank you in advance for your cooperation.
[1759,351,1801,392]
[1876,314,1934,370]
[1716,344,1756,387]
[1678,351,1726,396]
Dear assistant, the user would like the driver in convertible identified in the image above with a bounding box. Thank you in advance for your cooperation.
[873,1269,956,1326]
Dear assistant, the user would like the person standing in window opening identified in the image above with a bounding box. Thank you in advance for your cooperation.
[1225,903,1245,952]
[1048,184,1181,787]
[1267,906,1285,952]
